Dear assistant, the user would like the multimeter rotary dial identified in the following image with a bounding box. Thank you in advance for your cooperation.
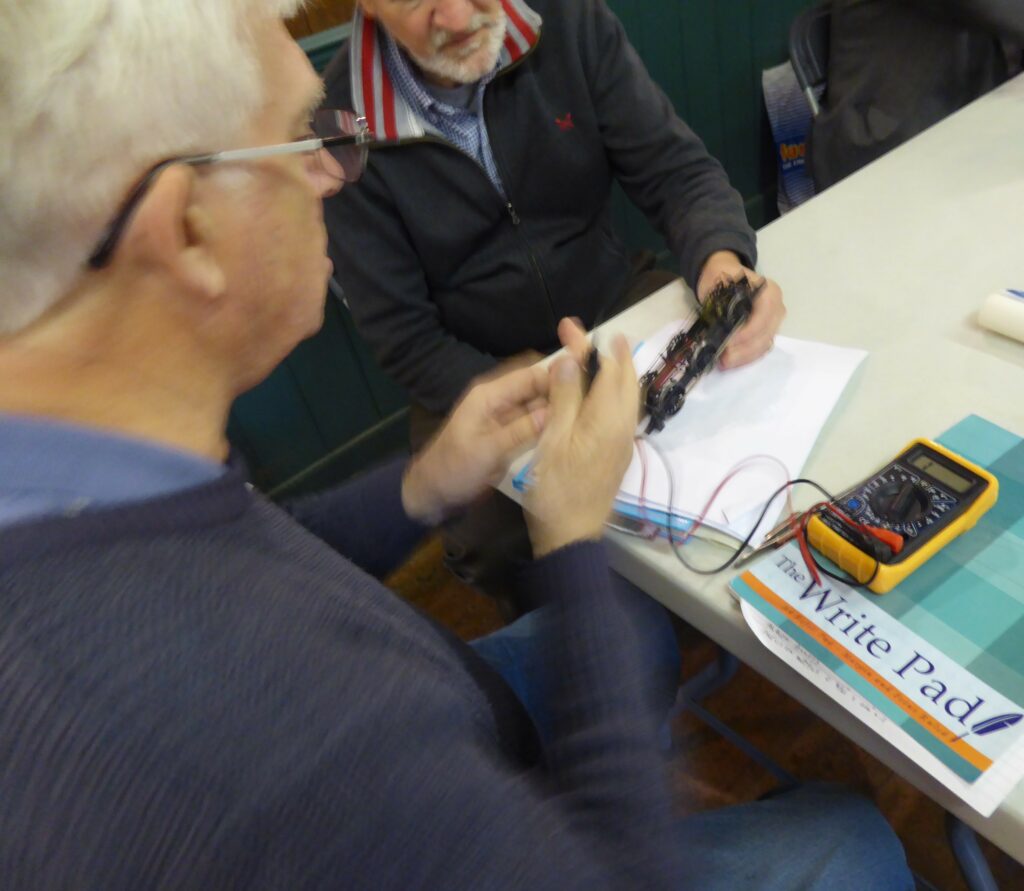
[873,478,930,524]
[853,467,956,537]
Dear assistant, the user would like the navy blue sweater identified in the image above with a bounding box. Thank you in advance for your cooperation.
[0,459,683,889]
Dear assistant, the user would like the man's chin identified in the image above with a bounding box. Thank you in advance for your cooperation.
[415,45,499,85]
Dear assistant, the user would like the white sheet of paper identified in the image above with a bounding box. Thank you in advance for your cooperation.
[621,324,867,545]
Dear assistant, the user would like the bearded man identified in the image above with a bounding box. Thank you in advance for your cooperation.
[324,0,784,417]
[322,0,788,608]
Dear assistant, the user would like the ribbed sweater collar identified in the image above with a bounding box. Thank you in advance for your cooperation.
[0,464,253,566]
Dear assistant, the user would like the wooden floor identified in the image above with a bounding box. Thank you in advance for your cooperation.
[387,536,1024,891]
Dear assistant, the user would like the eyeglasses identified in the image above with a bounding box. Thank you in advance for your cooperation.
[87,109,372,269]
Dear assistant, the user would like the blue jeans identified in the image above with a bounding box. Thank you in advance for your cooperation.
[675,782,914,890]
[471,574,914,891]
[470,571,681,743]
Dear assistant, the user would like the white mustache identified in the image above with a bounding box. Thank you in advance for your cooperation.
[429,13,499,51]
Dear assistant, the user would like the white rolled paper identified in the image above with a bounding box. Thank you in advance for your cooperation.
[978,290,1024,345]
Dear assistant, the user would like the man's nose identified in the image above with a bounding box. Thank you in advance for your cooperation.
[309,152,344,199]
[319,177,343,199]
[432,0,476,33]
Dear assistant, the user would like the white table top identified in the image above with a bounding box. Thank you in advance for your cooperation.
[504,74,1024,861]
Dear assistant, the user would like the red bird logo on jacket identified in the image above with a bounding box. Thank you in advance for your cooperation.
[555,113,574,131]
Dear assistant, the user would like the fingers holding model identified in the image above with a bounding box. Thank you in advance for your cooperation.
[524,334,639,558]
[696,250,786,369]
[402,319,639,555]
[402,362,549,525]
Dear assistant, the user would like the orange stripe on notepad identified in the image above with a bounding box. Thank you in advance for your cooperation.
[740,572,993,773]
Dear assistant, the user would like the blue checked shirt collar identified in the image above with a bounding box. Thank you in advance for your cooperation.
[381,31,506,196]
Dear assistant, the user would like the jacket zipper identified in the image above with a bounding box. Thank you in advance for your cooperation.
[484,61,557,326]
[484,34,558,327]
[389,133,557,330]
[502,201,557,329]
[366,32,557,327]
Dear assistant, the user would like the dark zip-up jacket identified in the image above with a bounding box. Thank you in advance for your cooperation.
[324,0,756,413]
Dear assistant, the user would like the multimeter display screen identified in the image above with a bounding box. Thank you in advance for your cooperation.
[908,455,973,493]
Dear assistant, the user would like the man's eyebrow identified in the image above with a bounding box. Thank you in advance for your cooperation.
[294,83,327,134]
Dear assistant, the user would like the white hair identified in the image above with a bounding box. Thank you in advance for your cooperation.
[0,0,304,335]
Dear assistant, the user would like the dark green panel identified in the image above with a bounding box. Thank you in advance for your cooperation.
[676,2,727,158]
[715,0,758,197]
[607,0,818,255]
[268,409,409,501]
[332,292,408,416]
[284,297,380,446]
[229,361,329,490]
[228,295,410,493]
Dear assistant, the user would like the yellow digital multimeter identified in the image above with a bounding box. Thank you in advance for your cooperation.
[806,439,999,594]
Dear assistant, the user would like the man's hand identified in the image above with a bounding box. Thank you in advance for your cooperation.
[495,348,544,374]
[523,333,639,558]
[696,250,785,369]
[402,362,549,525]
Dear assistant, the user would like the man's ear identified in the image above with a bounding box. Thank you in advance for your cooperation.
[118,164,226,301]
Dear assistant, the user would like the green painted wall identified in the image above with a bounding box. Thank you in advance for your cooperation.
[229,0,815,496]
[608,0,816,247]
[228,284,408,498]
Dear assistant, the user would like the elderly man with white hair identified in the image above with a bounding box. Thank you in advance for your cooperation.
[0,2,914,888]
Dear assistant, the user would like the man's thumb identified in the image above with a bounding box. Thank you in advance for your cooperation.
[541,356,583,444]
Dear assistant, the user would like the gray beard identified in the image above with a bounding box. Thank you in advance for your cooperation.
[410,9,507,85]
